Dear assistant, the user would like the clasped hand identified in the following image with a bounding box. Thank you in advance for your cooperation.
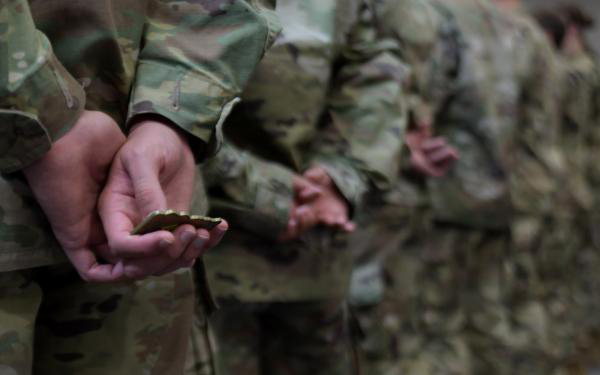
[277,121,460,241]
[22,111,227,283]
[279,166,355,241]
[406,121,459,177]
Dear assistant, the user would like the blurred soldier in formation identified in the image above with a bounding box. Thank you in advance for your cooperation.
[566,7,600,368]
[0,1,278,374]
[347,0,462,374]
[536,5,600,371]
[195,0,407,374]
[421,0,564,373]
[351,0,568,373]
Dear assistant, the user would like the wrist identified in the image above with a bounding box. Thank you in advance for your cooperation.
[128,114,190,142]
[129,114,196,160]
[130,113,180,135]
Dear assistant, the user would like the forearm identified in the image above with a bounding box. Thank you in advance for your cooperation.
[309,2,408,209]
[203,140,294,237]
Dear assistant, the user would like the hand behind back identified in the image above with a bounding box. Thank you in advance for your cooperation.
[99,119,228,279]
[23,111,126,282]
[279,167,355,241]
[24,112,229,282]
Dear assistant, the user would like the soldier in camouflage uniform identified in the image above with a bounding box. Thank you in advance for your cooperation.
[354,0,564,373]
[347,1,464,374]
[0,1,278,373]
[197,1,408,374]
[536,7,600,370]
[433,0,563,373]
[565,10,600,369]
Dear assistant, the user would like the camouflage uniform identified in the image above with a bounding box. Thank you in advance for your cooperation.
[551,47,600,370]
[353,1,564,374]
[347,1,469,374]
[581,51,600,371]
[432,2,563,373]
[585,55,600,248]
[0,1,277,373]
[199,0,407,373]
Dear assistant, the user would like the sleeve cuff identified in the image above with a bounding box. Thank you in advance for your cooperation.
[203,144,294,239]
[127,62,239,161]
[310,156,369,213]
[0,50,85,173]
[245,162,295,234]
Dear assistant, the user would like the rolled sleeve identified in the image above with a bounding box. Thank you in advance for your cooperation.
[127,0,281,160]
[0,1,85,173]
[203,141,294,238]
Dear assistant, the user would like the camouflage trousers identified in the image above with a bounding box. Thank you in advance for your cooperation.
[350,215,588,375]
[198,227,354,375]
[573,209,600,372]
[0,263,201,375]
[535,214,600,373]
[347,188,472,375]
[205,300,355,375]
[457,224,553,375]
[350,220,471,375]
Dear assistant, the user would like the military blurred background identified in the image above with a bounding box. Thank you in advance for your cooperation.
[526,0,600,53]
[524,6,600,367]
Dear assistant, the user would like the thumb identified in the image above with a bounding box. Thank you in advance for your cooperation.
[123,150,167,217]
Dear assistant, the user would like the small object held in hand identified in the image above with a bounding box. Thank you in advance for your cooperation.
[132,210,222,235]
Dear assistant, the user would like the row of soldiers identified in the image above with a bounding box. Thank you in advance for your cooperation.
[1,0,599,374]
[350,2,600,375]
[201,0,600,374]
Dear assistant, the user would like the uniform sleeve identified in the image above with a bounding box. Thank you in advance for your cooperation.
[0,0,86,173]
[557,58,597,212]
[307,1,408,210]
[587,65,600,189]
[128,0,281,160]
[511,20,563,221]
[203,139,294,239]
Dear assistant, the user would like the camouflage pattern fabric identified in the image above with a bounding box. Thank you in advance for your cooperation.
[374,0,462,128]
[0,0,279,373]
[587,54,600,251]
[549,48,600,371]
[0,265,197,375]
[349,181,474,375]
[348,0,467,373]
[351,0,572,373]
[427,2,564,373]
[197,0,407,373]
[185,265,218,375]
[0,0,279,271]
[581,52,600,371]
[433,2,564,373]
[202,0,407,239]
[201,0,406,301]
[208,300,353,375]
